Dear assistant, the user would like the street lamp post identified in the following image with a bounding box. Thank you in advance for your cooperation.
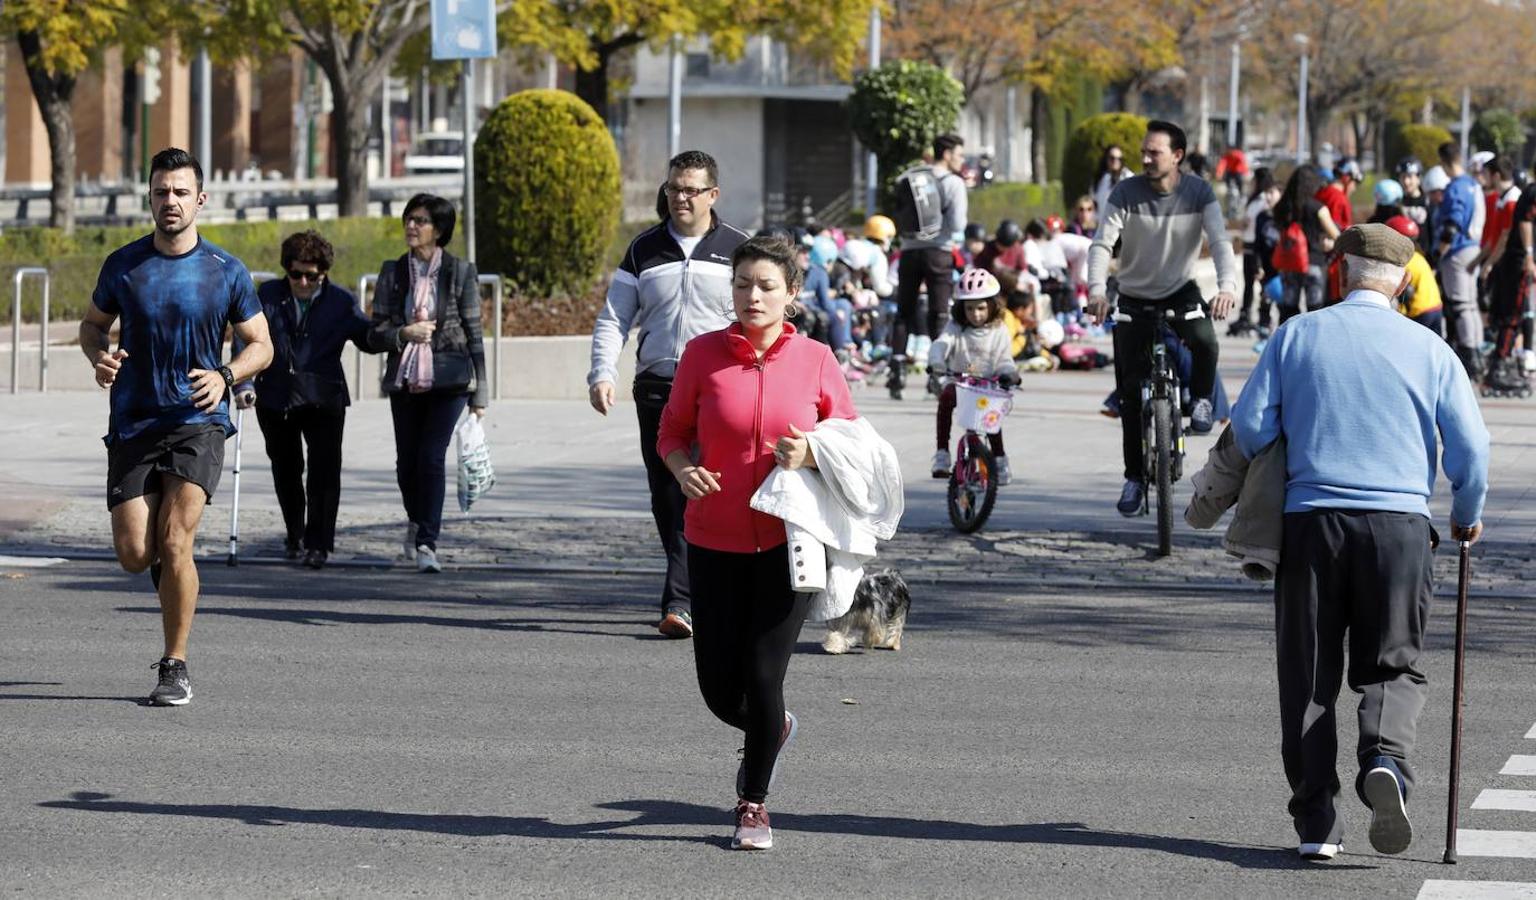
[1226,30,1243,149]
[863,6,881,218]
[1293,34,1310,163]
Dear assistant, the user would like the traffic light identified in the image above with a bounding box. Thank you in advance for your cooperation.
[141,47,162,106]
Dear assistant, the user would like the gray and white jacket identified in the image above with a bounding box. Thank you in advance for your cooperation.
[588,215,750,385]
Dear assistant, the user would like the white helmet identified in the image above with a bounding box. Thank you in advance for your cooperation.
[839,238,875,271]
[1036,318,1065,349]
[1423,165,1450,193]
[954,267,1001,301]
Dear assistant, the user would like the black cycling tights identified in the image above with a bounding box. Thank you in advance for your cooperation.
[687,542,812,804]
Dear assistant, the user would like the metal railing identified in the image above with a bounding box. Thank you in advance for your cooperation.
[10,268,50,393]
[349,272,503,401]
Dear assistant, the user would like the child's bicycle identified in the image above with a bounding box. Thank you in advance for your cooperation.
[941,372,1015,534]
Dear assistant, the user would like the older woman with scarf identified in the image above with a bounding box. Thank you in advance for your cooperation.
[371,193,488,573]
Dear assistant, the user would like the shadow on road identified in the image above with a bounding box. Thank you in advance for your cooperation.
[40,791,1354,869]
[112,605,670,640]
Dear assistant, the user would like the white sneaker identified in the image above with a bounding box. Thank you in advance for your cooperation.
[995,455,1012,486]
[416,545,441,574]
[1298,841,1341,861]
[400,523,418,561]
[931,449,952,478]
[1523,349,1536,375]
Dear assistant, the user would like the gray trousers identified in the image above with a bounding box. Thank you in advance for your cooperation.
[1275,510,1434,844]
[1439,245,1485,373]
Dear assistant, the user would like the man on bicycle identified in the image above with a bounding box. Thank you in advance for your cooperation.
[1086,120,1238,517]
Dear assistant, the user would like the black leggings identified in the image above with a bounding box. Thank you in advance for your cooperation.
[893,247,954,360]
[688,542,812,804]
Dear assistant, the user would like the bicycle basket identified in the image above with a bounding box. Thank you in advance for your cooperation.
[953,382,1013,435]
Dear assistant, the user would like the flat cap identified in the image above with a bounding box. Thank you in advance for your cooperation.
[1334,223,1415,266]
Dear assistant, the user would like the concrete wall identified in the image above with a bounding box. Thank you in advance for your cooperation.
[624,96,765,228]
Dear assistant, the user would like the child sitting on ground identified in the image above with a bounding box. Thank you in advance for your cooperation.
[929,268,1021,486]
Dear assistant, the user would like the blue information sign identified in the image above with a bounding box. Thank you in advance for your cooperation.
[431,0,497,60]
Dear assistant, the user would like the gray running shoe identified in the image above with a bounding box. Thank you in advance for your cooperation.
[416,545,441,574]
[149,657,191,706]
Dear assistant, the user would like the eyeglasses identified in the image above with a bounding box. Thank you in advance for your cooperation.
[405,214,433,227]
[287,269,324,283]
[663,184,715,200]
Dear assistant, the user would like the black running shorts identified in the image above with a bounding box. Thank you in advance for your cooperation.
[106,423,226,510]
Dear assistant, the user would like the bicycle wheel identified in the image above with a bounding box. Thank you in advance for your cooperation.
[1152,396,1174,556]
[947,434,999,533]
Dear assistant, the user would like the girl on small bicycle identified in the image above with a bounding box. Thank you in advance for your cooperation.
[929,268,1021,485]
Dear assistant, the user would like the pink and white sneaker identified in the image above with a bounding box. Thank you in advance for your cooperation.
[732,800,773,850]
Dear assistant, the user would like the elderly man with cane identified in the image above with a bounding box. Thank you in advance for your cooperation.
[1230,223,1490,861]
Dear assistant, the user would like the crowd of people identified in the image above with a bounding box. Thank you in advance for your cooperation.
[79,129,1498,858]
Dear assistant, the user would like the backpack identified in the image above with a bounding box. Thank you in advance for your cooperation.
[893,166,950,242]
[1271,221,1309,274]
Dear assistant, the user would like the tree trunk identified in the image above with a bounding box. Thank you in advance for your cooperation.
[1030,86,1048,186]
[1349,111,1367,159]
[17,30,78,234]
[329,75,374,218]
[574,50,611,122]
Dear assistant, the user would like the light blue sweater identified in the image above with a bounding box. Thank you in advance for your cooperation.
[1230,291,1490,526]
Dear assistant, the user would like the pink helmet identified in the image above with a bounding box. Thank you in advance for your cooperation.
[955,267,1001,301]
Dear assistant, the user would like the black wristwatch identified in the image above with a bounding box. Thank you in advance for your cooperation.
[218,365,236,392]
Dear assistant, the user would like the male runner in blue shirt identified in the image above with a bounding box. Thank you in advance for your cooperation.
[79,148,273,706]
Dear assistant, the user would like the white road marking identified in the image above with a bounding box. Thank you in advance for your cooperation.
[1474,790,1536,812]
[1526,722,1536,740]
[1418,881,1536,900]
[1456,830,1536,859]
[0,555,65,568]
[1502,756,1536,776]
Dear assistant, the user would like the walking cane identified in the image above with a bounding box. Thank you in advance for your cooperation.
[227,406,245,567]
[1443,539,1472,864]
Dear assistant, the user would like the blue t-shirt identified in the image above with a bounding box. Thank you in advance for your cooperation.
[92,235,262,444]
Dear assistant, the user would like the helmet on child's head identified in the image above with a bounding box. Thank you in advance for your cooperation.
[1374,178,1403,206]
[1423,165,1450,193]
[839,238,875,271]
[1334,158,1363,182]
[1384,215,1420,240]
[954,267,1001,301]
[1395,156,1422,177]
[1044,214,1065,234]
[996,219,1023,247]
[1036,318,1065,349]
[809,235,839,268]
[964,222,987,243]
[864,215,896,242]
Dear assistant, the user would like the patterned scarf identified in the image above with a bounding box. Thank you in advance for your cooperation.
[396,248,441,393]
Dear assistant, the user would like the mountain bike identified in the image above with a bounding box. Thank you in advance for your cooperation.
[1111,305,1191,556]
[943,373,1014,534]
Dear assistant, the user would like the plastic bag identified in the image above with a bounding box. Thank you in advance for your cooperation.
[455,413,496,512]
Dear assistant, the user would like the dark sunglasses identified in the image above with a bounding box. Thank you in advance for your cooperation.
[287,269,324,283]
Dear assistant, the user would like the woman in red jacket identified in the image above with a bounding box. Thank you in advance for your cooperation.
[658,234,858,851]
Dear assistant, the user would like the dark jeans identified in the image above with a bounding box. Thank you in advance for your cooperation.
[893,247,954,360]
[1241,251,1274,327]
[1111,283,1218,481]
[1280,265,1325,323]
[1275,510,1434,845]
[634,374,690,616]
[255,405,346,553]
[936,382,1005,456]
[688,542,812,804]
[388,390,469,551]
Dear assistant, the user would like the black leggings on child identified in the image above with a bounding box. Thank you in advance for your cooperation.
[687,542,812,804]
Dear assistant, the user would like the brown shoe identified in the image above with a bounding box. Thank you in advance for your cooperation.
[658,609,693,639]
[731,800,772,850]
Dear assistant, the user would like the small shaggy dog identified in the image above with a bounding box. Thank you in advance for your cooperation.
[822,568,911,654]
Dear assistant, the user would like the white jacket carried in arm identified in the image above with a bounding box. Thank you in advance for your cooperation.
[928,322,1018,378]
[749,418,905,622]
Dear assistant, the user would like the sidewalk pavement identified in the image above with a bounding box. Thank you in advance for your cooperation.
[4,331,1534,597]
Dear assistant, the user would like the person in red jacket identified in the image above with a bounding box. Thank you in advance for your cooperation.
[1316,159,1361,230]
[657,234,857,851]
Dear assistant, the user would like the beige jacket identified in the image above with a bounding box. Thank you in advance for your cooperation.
[1184,424,1286,580]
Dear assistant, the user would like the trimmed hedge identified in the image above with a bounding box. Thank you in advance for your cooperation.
[966,182,1066,233]
[475,89,621,298]
[1388,123,1453,171]
[1062,113,1148,208]
[848,60,965,205]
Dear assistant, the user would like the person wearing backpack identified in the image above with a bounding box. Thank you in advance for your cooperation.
[1271,165,1340,323]
[888,133,968,400]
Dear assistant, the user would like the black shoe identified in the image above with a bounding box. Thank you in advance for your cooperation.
[1363,757,1413,854]
[149,561,162,590]
[303,548,327,570]
[1116,480,1145,517]
[284,538,303,561]
[149,657,192,706]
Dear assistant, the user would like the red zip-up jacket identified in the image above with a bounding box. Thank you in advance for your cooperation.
[657,322,858,554]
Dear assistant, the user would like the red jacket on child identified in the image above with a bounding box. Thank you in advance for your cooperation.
[657,322,858,553]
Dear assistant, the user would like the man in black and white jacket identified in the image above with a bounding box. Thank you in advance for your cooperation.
[587,149,750,640]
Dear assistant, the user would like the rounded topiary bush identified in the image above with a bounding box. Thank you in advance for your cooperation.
[1388,122,1454,171]
[475,89,620,297]
[1062,112,1148,208]
[848,60,964,203]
